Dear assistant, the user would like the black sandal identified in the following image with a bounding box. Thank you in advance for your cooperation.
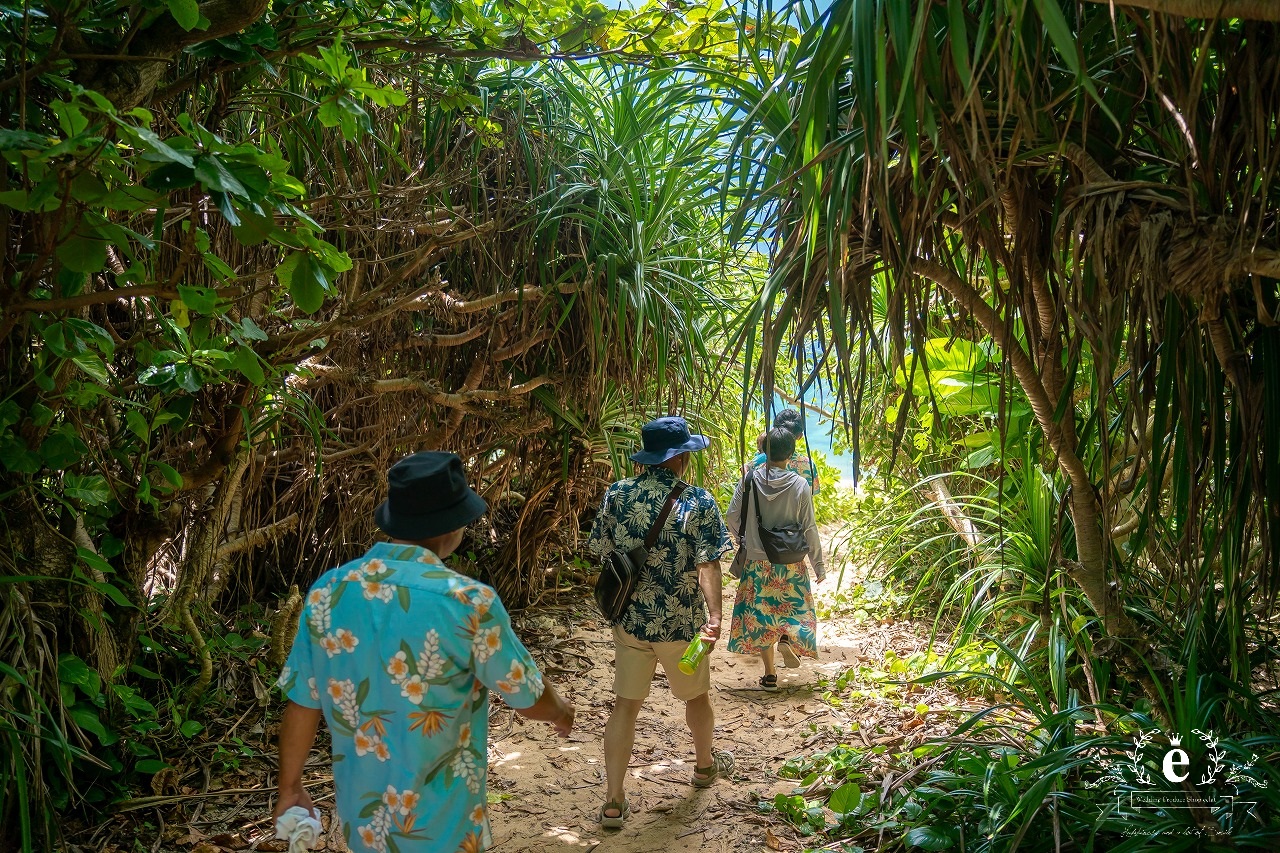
[759,673,779,691]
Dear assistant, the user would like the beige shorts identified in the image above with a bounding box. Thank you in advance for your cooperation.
[613,626,711,701]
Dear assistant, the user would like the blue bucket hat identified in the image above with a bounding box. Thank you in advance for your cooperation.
[629,416,710,465]
[375,452,488,540]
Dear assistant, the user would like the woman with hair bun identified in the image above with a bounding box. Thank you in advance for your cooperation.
[726,427,825,690]
[743,409,822,669]
[748,409,819,493]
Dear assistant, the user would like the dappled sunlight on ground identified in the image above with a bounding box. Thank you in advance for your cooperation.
[479,554,968,852]
[69,541,965,852]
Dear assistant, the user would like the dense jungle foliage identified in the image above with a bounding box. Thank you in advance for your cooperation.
[724,0,1280,848]
[2,0,1279,850]
[0,0,772,843]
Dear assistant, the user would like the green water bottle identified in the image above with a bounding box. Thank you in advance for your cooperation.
[678,635,712,675]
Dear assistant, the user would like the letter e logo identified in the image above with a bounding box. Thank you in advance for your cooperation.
[1163,746,1190,782]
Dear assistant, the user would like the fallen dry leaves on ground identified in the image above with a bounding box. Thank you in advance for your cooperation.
[67,553,972,853]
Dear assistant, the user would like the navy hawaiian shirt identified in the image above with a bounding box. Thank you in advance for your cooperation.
[587,466,731,642]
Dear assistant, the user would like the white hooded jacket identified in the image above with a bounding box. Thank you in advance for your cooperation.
[725,464,825,578]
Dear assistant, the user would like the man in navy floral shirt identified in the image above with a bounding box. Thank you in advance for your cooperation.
[587,416,733,829]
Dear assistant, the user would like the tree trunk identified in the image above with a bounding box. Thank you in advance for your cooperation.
[1082,0,1280,22]
[927,476,981,549]
[915,259,1143,642]
[73,0,270,109]
[169,449,251,702]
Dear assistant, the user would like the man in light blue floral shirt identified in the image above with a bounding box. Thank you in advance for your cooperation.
[587,416,734,829]
[273,452,574,853]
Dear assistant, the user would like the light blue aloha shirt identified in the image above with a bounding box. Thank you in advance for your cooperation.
[277,543,544,853]
[587,467,732,643]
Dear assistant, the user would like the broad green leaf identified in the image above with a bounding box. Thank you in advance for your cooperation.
[152,461,184,489]
[236,317,269,341]
[63,473,111,506]
[112,684,158,717]
[0,129,48,151]
[171,298,190,328]
[125,410,149,441]
[55,233,108,273]
[0,434,42,473]
[176,284,224,314]
[828,782,862,813]
[134,759,170,774]
[84,576,133,608]
[102,183,161,211]
[64,318,114,357]
[904,825,956,850]
[0,189,30,210]
[126,125,195,168]
[166,0,200,31]
[430,0,453,22]
[49,101,89,138]
[277,252,328,313]
[130,663,163,680]
[230,206,275,246]
[58,654,102,699]
[194,155,248,197]
[145,163,197,191]
[72,352,111,383]
[68,705,111,741]
[173,364,201,393]
[275,251,303,295]
[70,172,108,203]
[231,347,265,385]
[954,430,997,449]
[139,364,178,387]
[201,251,236,281]
[39,427,88,468]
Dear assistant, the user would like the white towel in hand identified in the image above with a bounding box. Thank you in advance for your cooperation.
[275,805,322,852]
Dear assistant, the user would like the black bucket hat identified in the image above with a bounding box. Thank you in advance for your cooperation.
[374,452,488,541]
[629,416,710,465]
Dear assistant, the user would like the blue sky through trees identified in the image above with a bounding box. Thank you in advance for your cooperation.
[598,0,856,483]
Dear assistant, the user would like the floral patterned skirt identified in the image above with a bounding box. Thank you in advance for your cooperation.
[727,559,818,658]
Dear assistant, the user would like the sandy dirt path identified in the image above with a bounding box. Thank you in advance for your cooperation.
[486,580,877,853]
[73,556,961,853]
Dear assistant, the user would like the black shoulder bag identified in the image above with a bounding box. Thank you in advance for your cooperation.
[751,472,810,565]
[594,481,688,622]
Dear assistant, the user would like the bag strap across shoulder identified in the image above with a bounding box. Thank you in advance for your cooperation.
[738,474,751,540]
[750,472,765,525]
[644,481,688,550]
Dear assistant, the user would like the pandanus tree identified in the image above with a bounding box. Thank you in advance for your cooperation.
[724,0,1280,695]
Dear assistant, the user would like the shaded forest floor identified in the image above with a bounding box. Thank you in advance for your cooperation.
[70,544,972,853]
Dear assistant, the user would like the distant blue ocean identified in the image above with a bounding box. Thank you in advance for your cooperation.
[767,386,859,486]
